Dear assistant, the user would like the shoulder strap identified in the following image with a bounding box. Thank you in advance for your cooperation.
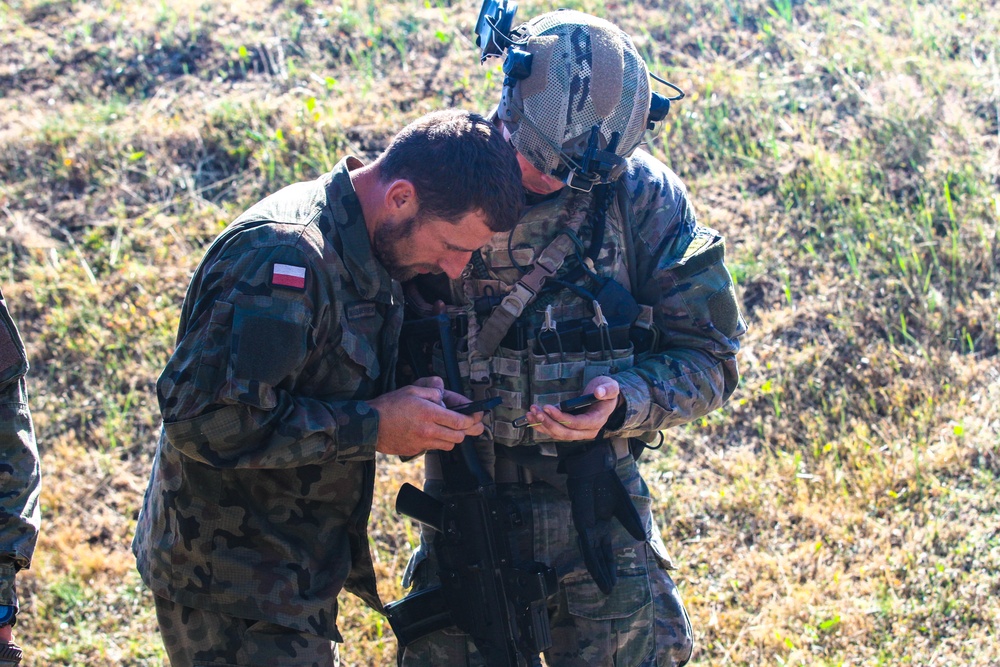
[472,186,613,358]
[473,231,581,357]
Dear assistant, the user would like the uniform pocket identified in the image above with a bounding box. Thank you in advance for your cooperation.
[193,300,234,393]
[561,544,657,667]
[490,344,530,446]
[226,296,311,409]
[528,350,586,446]
[339,323,380,381]
[562,545,652,621]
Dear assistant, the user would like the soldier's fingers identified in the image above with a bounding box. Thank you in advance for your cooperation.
[586,376,620,401]
[414,376,446,392]
[404,384,446,405]
[463,421,486,437]
[543,404,605,431]
[441,389,471,408]
[421,438,458,452]
[534,409,599,441]
[420,424,469,449]
[430,403,481,430]
[420,412,478,441]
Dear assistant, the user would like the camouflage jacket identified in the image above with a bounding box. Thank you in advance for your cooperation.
[0,288,41,613]
[132,157,402,642]
[409,149,745,449]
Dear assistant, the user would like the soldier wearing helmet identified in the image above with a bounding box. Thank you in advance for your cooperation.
[397,7,746,666]
[497,10,654,190]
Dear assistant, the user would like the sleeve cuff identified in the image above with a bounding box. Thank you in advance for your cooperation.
[0,563,18,608]
[333,400,380,462]
[607,370,652,434]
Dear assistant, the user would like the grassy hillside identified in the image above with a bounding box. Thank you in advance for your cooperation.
[1,0,997,664]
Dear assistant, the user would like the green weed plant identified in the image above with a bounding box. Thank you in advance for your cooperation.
[0,0,997,664]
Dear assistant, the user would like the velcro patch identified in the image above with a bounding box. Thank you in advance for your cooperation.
[235,315,306,386]
[271,263,306,290]
[346,302,377,321]
[708,283,740,338]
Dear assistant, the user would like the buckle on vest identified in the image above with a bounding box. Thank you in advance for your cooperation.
[499,282,536,318]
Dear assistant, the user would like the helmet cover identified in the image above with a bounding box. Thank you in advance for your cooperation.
[498,10,652,185]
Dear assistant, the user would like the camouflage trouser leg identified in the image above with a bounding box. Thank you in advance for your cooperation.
[397,457,693,667]
[154,595,339,667]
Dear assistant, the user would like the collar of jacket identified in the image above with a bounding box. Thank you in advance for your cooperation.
[328,156,394,304]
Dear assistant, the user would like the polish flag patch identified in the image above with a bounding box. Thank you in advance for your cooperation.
[272,263,306,290]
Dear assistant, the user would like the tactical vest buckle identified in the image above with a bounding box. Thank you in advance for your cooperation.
[499,282,536,319]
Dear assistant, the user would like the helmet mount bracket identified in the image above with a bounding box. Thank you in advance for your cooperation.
[475,0,519,63]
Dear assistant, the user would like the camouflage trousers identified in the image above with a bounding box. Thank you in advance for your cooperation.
[153,595,339,667]
[397,455,693,667]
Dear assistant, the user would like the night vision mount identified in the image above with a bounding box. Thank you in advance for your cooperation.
[473,0,685,129]
[475,0,519,63]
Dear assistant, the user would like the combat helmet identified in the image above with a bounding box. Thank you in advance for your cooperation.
[476,1,682,191]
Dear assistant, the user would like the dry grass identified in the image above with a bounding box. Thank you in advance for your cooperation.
[1,0,997,664]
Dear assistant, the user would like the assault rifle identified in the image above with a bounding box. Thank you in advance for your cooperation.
[386,314,557,667]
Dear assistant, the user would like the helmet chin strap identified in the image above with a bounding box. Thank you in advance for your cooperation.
[507,101,626,192]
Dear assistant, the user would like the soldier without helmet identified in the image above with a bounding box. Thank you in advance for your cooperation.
[132,109,523,667]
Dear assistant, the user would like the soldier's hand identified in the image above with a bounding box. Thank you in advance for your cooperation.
[522,376,621,441]
[369,379,485,457]
[0,624,21,667]
[412,376,471,414]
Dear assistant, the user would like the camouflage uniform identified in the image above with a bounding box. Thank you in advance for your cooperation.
[133,156,400,662]
[0,288,41,625]
[400,149,745,666]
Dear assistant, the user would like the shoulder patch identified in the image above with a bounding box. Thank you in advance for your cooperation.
[674,230,725,279]
[272,263,306,290]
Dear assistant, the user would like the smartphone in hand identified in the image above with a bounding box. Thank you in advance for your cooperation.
[512,393,598,428]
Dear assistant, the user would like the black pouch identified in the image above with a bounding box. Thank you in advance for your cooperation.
[583,322,631,353]
[534,323,584,356]
[593,279,641,327]
[629,326,656,355]
[500,318,530,352]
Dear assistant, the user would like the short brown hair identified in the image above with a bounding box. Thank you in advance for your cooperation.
[376,110,523,233]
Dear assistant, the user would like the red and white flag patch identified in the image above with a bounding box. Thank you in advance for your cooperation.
[272,263,306,290]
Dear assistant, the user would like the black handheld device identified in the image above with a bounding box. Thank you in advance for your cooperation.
[559,393,600,414]
[511,393,599,428]
[451,396,503,416]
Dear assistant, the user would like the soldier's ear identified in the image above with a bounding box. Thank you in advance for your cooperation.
[385,179,418,216]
